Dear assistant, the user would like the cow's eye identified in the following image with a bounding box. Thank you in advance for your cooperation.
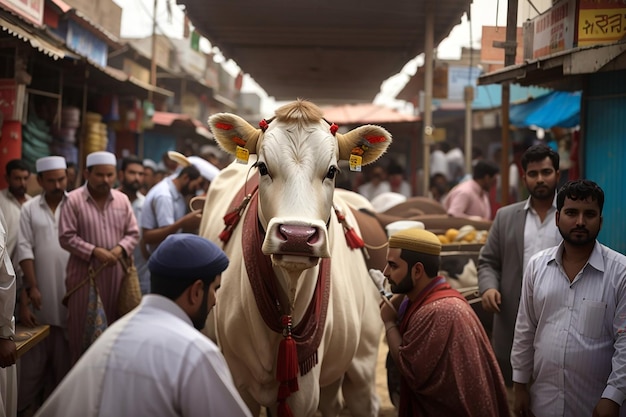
[326,166,338,180]
[257,162,270,176]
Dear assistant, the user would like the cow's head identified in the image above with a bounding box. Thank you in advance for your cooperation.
[209,99,391,271]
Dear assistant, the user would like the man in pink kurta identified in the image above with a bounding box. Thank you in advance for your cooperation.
[444,160,499,220]
[380,228,509,416]
[59,151,139,364]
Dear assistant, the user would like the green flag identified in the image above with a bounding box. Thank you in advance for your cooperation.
[191,31,200,51]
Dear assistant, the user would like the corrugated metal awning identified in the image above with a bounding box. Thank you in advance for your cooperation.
[151,111,212,140]
[91,65,175,98]
[0,16,79,60]
[478,42,626,90]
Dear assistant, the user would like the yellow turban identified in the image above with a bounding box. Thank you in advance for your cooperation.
[388,228,441,256]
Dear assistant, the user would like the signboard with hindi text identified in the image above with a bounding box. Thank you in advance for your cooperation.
[578,0,626,46]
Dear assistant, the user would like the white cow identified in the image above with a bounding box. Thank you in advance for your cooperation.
[199,100,392,417]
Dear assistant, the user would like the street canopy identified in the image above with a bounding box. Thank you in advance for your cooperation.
[176,0,471,103]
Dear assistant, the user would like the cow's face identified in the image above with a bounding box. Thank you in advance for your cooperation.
[209,100,391,271]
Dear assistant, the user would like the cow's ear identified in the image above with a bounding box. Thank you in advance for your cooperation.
[337,125,392,165]
[208,113,262,155]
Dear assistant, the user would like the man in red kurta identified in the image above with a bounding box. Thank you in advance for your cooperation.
[380,228,509,416]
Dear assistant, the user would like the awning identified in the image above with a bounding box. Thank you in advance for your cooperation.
[478,42,626,90]
[151,111,212,140]
[510,91,581,129]
[0,16,79,60]
[88,64,175,99]
[211,93,237,110]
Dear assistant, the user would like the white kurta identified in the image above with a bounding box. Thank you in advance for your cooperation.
[0,189,31,260]
[35,295,252,417]
[16,194,69,328]
[0,210,17,417]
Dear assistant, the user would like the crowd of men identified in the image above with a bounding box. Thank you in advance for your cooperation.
[0,149,254,416]
[0,142,624,417]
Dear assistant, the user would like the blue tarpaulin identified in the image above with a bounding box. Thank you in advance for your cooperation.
[472,84,551,110]
[510,91,581,129]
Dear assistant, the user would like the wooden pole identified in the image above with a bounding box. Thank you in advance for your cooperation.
[500,0,519,207]
[149,0,158,102]
[422,8,435,197]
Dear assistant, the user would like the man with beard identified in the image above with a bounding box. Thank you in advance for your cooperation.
[141,164,203,255]
[380,228,509,417]
[511,180,626,417]
[59,151,139,364]
[0,159,32,278]
[478,144,561,387]
[16,157,71,414]
[117,156,150,294]
[35,234,252,417]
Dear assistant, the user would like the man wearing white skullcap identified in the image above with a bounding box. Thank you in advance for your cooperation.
[379,228,510,416]
[16,156,71,412]
[36,234,252,417]
[58,151,139,364]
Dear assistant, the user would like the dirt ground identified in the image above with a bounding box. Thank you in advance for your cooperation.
[316,333,396,417]
[260,334,396,417]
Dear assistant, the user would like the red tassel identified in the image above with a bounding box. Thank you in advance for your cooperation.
[277,400,295,417]
[276,315,299,414]
[345,227,365,249]
[277,336,299,388]
[220,194,253,244]
[223,209,241,226]
[218,227,232,243]
[334,205,364,249]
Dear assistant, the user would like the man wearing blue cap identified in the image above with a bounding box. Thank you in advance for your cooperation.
[36,234,252,417]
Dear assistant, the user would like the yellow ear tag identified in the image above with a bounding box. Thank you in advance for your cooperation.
[349,154,363,172]
[235,146,250,164]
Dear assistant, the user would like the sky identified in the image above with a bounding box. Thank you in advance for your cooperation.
[113,0,512,114]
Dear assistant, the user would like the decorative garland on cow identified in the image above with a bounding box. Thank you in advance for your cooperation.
[243,191,331,417]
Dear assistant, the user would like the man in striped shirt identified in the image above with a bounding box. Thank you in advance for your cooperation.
[59,151,139,364]
[512,180,626,417]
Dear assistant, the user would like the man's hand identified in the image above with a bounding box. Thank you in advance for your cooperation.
[513,382,535,417]
[481,288,502,313]
[27,286,42,310]
[180,210,202,231]
[93,247,118,266]
[110,245,125,261]
[19,302,37,328]
[0,338,16,368]
[592,398,620,417]
[380,294,403,323]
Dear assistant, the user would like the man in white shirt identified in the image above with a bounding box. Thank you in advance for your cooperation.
[35,233,252,417]
[16,156,71,413]
[0,209,16,417]
[512,180,626,417]
[478,144,562,386]
[0,160,32,288]
[0,160,32,259]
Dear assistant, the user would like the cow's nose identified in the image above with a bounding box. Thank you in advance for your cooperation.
[278,224,320,247]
